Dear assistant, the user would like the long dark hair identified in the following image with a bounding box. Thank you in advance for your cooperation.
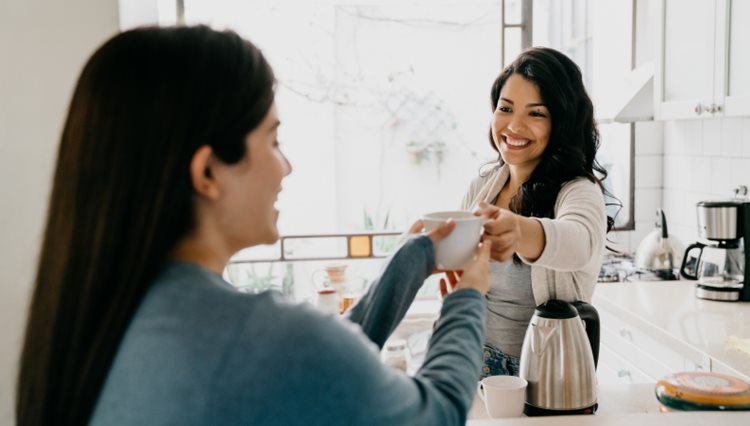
[487,47,615,232]
[16,26,275,425]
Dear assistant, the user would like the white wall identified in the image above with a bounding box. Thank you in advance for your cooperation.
[0,1,119,422]
[661,118,750,244]
[608,117,750,254]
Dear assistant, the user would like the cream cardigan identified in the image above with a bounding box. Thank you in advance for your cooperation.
[460,165,607,304]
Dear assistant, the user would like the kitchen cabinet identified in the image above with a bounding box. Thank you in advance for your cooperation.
[593,281,750,385]
[596,302,711,385]
[654,0,750,120]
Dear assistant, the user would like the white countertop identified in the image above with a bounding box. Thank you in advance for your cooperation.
[468,411,750,425]
[465,280,750,424]
[592,280,750,378]
[468,383,750,425]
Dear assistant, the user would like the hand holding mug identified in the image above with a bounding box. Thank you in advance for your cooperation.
[439,241,491,295]
[476,201,523,262]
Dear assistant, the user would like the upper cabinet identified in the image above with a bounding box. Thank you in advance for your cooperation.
[655,0,750,119]
[723,0,750,116]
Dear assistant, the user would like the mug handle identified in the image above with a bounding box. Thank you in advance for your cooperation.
[477,381,486,402]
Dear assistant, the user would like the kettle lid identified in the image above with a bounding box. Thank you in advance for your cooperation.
[534,299,578,319]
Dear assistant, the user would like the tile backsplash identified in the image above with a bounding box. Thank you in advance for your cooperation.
[609,117,750,254]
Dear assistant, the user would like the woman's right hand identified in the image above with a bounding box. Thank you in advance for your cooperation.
[438,240,492,296]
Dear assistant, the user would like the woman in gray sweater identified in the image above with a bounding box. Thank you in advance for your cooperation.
[16,26,492,425]
[444,48,612,378]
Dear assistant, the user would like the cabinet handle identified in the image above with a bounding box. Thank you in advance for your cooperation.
[617,369,632,379]
[618,328,633,341]
[694,103,703,115]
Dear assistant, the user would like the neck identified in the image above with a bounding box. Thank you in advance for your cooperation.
[169,227,232,274]
[507,164,534,194]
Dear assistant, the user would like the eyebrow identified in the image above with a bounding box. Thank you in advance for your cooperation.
[499,97,547,108]
[269,120,281,130]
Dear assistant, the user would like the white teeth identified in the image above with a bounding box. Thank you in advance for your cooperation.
[505,136,531,147]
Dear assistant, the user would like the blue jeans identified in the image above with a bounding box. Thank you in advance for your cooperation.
[481,345,520,378]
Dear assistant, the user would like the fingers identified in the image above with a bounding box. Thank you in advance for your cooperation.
[483,213,516,235]
[482,233,517,261]
[439,272,461,298]
[476,239,492,262]
[476,201,501,220]
[407,219,424,234]
[445,270,458,286]
[426,219,456,245]
[439,278,448,298]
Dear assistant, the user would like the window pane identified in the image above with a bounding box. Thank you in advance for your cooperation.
[184,0,502,236]
[504,27,522,66]
[504,0,523,25]
[597,123,632,228]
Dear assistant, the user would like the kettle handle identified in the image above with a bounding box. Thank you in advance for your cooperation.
[680,242,705,280]
[572,301,600,369]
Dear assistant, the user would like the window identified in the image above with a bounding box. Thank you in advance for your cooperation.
[181,0,503,300]
[172,0,634,301]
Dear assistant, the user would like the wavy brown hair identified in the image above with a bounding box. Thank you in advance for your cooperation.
[16,26,275,425]
[487,47,615,232]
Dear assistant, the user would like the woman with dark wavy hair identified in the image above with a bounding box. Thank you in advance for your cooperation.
[16,25,493,425]
[443,47,610,377]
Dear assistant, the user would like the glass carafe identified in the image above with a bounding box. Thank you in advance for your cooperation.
[696,244,744,287]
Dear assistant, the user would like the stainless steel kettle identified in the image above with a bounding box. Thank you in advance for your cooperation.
[519,300,600,416]
[634,209,683,280]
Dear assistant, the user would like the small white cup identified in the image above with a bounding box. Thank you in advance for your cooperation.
[477,375,527,419]
[422,211,488,270]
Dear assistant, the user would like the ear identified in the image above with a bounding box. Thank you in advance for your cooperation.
[189,145,220,199]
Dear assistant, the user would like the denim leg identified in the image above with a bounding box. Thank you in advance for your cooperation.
[481,345,520,378]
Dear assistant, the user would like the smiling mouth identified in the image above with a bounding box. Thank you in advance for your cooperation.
[503,135,532,148]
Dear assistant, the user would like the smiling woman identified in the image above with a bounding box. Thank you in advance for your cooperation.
[457,47,611,378]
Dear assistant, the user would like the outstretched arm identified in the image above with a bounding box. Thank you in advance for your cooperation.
[346,220,454,348]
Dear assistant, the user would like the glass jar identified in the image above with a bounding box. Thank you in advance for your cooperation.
[316,287,340,315]
[382,339,408,372]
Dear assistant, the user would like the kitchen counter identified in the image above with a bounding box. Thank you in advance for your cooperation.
[467,383,749,424]
[465,280,750,424]
[468,411,749,425]
[592,280,750,379]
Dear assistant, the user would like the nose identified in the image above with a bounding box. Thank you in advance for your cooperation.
[507,113,527,134]
[281,151,293,176]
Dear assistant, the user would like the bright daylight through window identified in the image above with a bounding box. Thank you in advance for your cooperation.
[178,0,633,299]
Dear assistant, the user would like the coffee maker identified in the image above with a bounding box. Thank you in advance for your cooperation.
[680,200,750,301]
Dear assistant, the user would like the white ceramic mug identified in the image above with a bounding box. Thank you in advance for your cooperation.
[477,375,527,419]
[422,211,488,270]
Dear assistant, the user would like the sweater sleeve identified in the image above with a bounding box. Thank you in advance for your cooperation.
[345,235,435,348]
[270,289,486,426]
[520,179,607,272]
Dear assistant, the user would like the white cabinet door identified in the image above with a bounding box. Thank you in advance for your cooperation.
[720,0,750,116]
[655,0,716,120]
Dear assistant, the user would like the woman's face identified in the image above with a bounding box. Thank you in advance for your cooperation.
[491,74,551,175]
[213,104,292,249]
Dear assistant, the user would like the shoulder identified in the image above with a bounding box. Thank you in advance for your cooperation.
[468,164,503,190]
[556,177,604,204]
[461,164,507,210]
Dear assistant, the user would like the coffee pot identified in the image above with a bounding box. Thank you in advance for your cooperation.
[519,300,599,416]
[680,200,750,302]
[680,242,744,285]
